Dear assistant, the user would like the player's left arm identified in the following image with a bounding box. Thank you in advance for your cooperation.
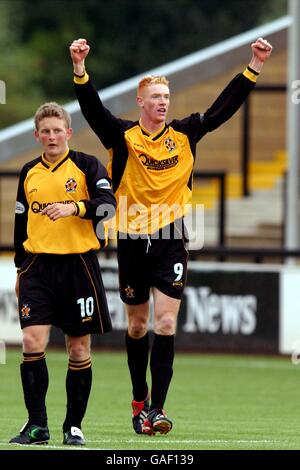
[41,201,77,221]
[14,165,30,269]
[201,37,272,133]
[77,155,116,221]
[41,156,116,222]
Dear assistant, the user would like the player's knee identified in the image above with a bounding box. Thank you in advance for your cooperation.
[128,322,147,339]
[67,336,90,360]
[155,315,176,335]
[22,331,45,352]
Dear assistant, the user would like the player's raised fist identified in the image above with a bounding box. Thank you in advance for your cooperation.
[251,37,272,62]
[69,38,90,64]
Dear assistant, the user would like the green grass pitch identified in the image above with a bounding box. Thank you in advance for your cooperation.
[1,348,300,450]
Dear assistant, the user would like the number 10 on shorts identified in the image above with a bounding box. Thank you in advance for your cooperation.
[77,297,95,317]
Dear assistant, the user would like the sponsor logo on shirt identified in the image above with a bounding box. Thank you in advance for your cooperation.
[134,143,145,149]
[31,200,72,213]
[138,154,178,170]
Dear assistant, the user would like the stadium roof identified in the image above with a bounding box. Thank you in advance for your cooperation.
[0,16,291,162]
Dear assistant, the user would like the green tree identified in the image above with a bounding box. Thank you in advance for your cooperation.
[0,0,46,125]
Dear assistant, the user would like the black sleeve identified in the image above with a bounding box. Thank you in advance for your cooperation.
[171,112,205,148]
[14,165,29,268]
[76,153,116,220]
[171,74,255,146]
[74,77,121,149]
[201,73,255,133]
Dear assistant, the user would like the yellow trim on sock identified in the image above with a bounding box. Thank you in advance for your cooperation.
[68,360,91,366]
[69,363,92,371]
[68,357,92,370]
[23,353,46,362]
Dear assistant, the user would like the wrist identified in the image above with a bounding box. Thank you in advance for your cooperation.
[247,65,259,76]
[248,56,263,73]
[72,201,80,216]
[73,63,85,77]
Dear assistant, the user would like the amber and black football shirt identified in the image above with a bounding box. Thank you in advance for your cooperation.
[74,67,258,234]
[14,149,116,267]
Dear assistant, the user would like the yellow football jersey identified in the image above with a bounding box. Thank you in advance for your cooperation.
[14,150,116,267]
[74,67,257,234]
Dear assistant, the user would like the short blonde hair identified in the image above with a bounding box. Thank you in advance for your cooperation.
[34,102,71,130]
[137,75,169,94]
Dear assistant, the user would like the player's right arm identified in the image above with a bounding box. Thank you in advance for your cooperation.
[14,165,29,270]
[70,38,119,150]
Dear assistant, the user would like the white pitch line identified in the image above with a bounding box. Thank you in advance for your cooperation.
[90,438,284,444]
[0,438,290,449]
[0,442,96,450]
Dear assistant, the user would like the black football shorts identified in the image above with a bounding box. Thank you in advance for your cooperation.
[18,251,112,336]
[117,229,189,305]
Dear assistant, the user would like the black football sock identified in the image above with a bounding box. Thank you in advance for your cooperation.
[63,358,92,432]
[150,334,174,410]
[21,352,48,427]
[126,332,149,401]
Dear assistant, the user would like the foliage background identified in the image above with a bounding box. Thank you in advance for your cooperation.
[0,0,287,127]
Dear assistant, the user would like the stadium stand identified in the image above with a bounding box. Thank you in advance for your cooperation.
[0,16,290,251]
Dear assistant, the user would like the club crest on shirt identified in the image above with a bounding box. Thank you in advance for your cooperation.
[21,304,31,320]
[164,138,176,152]
[65,178,77,193]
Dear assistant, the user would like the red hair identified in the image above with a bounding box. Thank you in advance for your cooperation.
[137,75,169,95]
